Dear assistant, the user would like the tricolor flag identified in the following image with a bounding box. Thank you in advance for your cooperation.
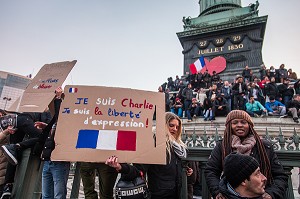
[189,56,206,74]
[69,87,78,93]
[76,129,136,151]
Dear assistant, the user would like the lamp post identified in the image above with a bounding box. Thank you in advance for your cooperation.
[3,97,12,110]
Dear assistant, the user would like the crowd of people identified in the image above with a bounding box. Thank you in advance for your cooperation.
[0,63,296,199]
[159,64,300,123]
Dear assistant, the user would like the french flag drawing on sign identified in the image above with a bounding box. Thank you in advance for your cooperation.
[76,129,136,151]
[69,87,78,93]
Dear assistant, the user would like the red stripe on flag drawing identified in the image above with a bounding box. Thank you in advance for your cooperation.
[116,130,136,151]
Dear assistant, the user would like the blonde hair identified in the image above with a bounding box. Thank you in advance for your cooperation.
[165,112,186,162]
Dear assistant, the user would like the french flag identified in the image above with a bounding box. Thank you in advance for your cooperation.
[189,56,206,74]
[69,87,78,93]
[76,129,136,151]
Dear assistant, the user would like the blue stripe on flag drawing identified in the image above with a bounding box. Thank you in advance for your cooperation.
[76,130,99,149]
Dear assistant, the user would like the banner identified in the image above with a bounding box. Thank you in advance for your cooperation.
[8,60,76,113]
[51,85,166,164]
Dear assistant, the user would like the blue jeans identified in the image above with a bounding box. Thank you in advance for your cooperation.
[171,108,183,117]
[42,161,70,199]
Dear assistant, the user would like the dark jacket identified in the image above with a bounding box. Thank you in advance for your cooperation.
[204,140,288,199]
[242,69,251,78]
[203,98,213,110]
[232,82,248,95]
[221,86,232,101]
[120,150,183,199]
[277,83,294,98]
[40,98,62,160]
[219,178,263,199]
[264,82,279,97]
[182,87,194,101]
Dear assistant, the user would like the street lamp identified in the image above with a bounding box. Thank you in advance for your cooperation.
[3,97,11,110]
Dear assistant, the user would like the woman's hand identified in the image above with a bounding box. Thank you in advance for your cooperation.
[34,122,48,130]
[186,167,193,176]
[55,87,63,98]
[105,156,122,171]
[3,126,16,135]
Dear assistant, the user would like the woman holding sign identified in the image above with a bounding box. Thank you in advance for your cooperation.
[106,112,193,199]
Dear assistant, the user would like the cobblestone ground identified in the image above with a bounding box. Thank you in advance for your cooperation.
[67,168,300,199]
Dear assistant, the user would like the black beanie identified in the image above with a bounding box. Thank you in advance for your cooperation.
[223,152,259,188]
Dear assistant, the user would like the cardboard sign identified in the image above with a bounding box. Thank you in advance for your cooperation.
[51,85,166,164]
[8,60,76,113]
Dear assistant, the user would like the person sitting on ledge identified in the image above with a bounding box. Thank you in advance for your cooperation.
[246,96,267,117]
[265,95,286,117]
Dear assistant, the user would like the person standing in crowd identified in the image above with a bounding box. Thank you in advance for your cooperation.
[265,96,286,116]
[174,75,180,91]
[242,65,251,83]
[268,66,276,80]
[232,75,248,110]
[202,70,211,88]
[278,78,294,106]
[264,77,279,102]
[219,153,267,199]
[246,96,267,117]
[0,88,68,199]
[204,110,288,199]
[277,64,288,83]
[0,110,44,197]
[211,71,220,85]
[0,110,13,197]
[105,112,193,199]
[182,83,194,122]
[221,81,232,112]
[287,94,300,123]
[80,162,118,199]
[259,64,267,80]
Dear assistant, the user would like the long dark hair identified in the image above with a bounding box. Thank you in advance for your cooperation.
[222,110,273,184]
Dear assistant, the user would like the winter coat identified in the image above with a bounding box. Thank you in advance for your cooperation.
[277,83,294,98]
[204,140,288,199]
[264,82,279,97]
[232,82,248,95]
[182,87,194,101]
[120,150,183,199]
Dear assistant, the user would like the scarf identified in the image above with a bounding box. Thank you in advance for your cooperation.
[231,135,256,155]
[171,140,187,159]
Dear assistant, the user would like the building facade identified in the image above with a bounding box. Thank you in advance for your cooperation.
[0,71,31,110]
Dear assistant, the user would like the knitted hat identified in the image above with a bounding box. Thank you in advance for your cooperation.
[224,152,259,188]
[225,110,254,127]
